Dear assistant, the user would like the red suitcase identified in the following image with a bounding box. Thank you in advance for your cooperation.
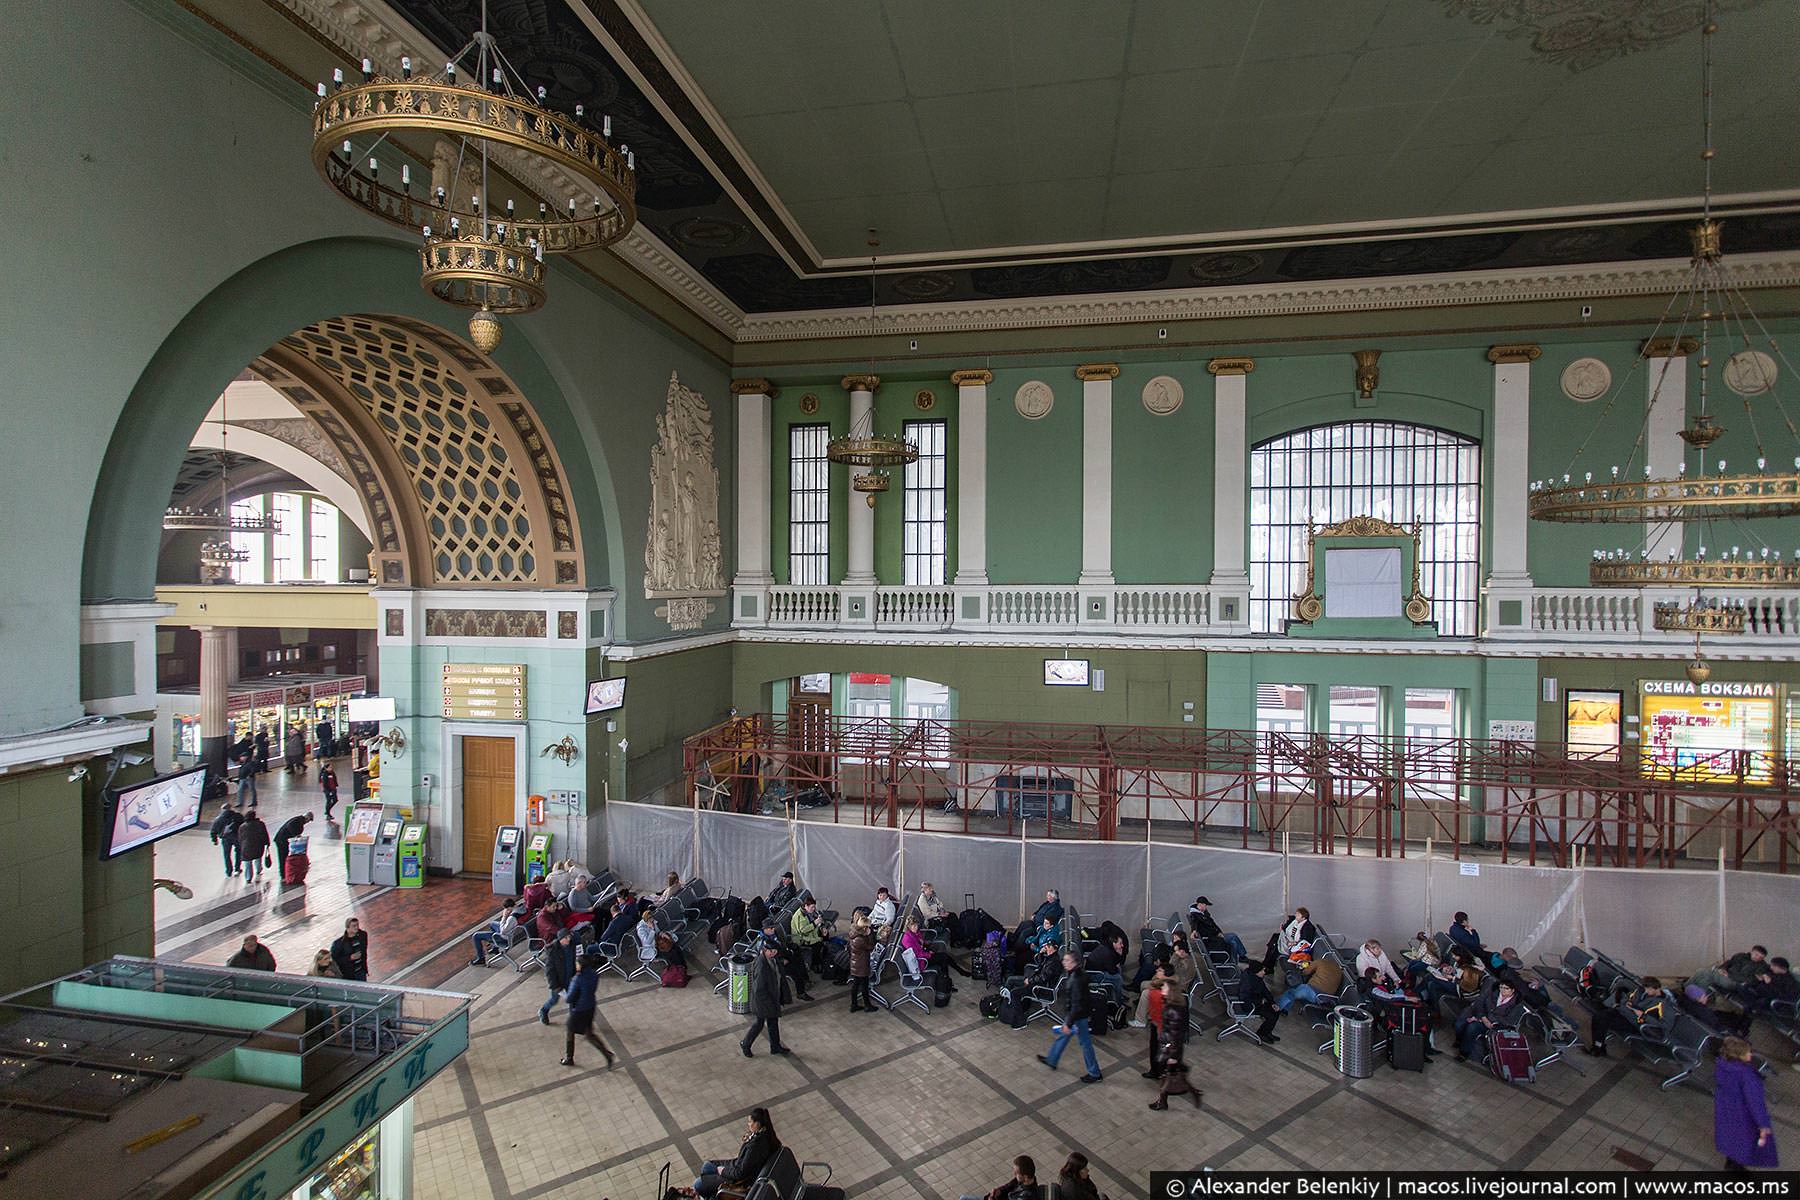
[1488,1028,1535,1084]
[282,850,310,886]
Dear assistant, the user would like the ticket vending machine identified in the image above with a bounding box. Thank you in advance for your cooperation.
[396,822,428,889]
[524,833,552,884]
[370,818,404,887]
[343,803,387,886]
[491,825,524,896]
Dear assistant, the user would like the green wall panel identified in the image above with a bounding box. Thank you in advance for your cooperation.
[614,642,736,802]
[1112,361,1213,583]
[984,368,1082,583]
[79,642,135,702]
[0,768,90,996]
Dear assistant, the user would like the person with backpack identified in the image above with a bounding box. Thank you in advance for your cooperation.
[561,946,615,1068]
[209,805,242,876]
[1037,950,1102,1083]
[236,807,270,882]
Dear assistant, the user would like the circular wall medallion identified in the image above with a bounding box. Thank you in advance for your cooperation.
[1724,350,1779,396]
[893,272,956,300]
[914,388,936,411]
[1014,380,1054,420]
[1561,357,1612,402]
[798,392,819,415]
[1142,375,1184,415]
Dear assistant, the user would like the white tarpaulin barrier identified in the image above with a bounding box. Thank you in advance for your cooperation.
[796,822,900,916]
[1723,870,1800,960]
[1583,866,1721,977]
[1024,838,1149,931]
[696,809,792,900]
[1288,854,1427,953]
[1427,858,1584,966]
[1147,842,1285,939]
[901,830,1026,922]
[606,801,696,889]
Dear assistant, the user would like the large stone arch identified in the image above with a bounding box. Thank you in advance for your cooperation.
[84,237,620,602]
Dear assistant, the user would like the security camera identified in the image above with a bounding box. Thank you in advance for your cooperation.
[67,764,88,782]
[1580,305,1593,320]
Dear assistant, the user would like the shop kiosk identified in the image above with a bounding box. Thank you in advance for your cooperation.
[343,803,387,885]
[524,832,552,884]
[491,825,524,896]
[370,818,404,887]
[397,822,428,888]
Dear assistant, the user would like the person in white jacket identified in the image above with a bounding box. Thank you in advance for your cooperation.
[869,887,897,932]
[1356,939,1403,989]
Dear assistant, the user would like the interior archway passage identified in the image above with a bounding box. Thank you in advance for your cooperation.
[252,314,585,589]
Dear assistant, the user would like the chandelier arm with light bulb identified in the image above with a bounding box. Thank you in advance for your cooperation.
[1527,472,1800,523]
[1588,559,1800,587]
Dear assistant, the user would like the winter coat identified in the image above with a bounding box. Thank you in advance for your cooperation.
[1158,997,1190,1065]
[331,930,369,981]
[1029,899,1064,928]
[210,808,242,845]
[848,928,875,979]
[1056,967,1093,1022]
[719,1127,780,1185]
[227,944,276,971]
[749,951,784,1018]
[566,964,599,1016]
[273,815,309,852]
[1715,1056,1779,1167]
[237,816,270,858]
[544,939,577,992]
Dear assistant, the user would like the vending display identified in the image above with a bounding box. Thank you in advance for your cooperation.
[1639,679,1779,784]
[1564,690,1622,762]
[308,1128,377,1200]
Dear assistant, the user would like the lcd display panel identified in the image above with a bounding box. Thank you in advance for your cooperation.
[100,766,206,860]
[1043,659,1090,687]
[1565,690,1623,762]
[584,678,626,714]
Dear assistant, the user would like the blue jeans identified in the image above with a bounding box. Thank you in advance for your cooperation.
[1276,983,1321,1012]
[1046,1017,1101,1077]
[1096,972,1125,1005]
[540,985,564,1019]
[693,1161,720,1197]
[471,925,501,959]
[1221,932,1249,961]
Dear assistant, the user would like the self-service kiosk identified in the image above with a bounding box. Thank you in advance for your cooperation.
[370,818,404,887]
[396,822,428,888]
[343,803,387,885]
[524,832,552,884]
[491,825,524,896]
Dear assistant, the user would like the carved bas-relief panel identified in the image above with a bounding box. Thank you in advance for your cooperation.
[645,372,725,628]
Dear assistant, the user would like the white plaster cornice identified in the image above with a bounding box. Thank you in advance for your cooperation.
[0,718,155,776]
[604,628,738,661]
[735,252,1800,342]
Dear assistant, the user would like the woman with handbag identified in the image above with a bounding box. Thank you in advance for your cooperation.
[1148,980,1200,1109]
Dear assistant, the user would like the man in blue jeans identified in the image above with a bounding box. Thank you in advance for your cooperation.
[538,927,576,1024]
[1037,950,1102,1083]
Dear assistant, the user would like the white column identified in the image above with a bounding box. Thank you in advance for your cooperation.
[1207,358,1253,603]
[730,379,774,627]
[1645,339,1692,564]
[1487,344,1537,584]
[951,369,991,586]
[842,374,878,587]
[197,625,234,787]
[1077,364,1116,588]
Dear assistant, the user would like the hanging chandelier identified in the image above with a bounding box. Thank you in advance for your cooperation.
[310,0,636,352]
[827,230,917,507]
[164,391,276,585]
[1527,1,1800,609]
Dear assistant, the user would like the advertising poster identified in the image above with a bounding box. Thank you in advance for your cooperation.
[1564,690,1622,762]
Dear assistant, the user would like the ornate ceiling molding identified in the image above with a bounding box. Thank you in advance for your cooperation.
[734,252,1800,342]
[270,0,746,337]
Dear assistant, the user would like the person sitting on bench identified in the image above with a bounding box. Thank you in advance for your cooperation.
[1456,979,1525,1062]
[790,895,832,973]
[767,872,798,912]
[1086,931,1128,1005]
[1187,896,1249,962]
[1013,889,1063,948]
[868,886,898,934]
[1584,976,1676,1057]
[916,882,949,931]
[686,1108,779,1198]
[1741,957,1797,1017]
[1356,939,1404,989]
[1235,961,1283,1042]
[469,899,519,965]
[1446,911,1484,956]
[959,1155,1040,1200]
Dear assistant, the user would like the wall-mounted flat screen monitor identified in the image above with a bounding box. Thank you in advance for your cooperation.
[797,673,831,694]
[99,766,206,860]
[585,678,627,714]
[346,695,396,723]
[1043,659,1090,687]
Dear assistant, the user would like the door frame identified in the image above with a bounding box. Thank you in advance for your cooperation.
[438,721,528,874]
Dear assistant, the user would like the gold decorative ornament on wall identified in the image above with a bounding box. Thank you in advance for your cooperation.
[799,393,819,415]
[1352,349,1381,399]
[914,388,935,411]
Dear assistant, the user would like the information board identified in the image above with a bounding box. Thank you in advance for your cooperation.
[443,663,527,721]
[1639,679,1778,784]
[1564,690,1622,762]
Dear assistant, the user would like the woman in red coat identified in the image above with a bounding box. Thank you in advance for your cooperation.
[1714,1037,1778,1170]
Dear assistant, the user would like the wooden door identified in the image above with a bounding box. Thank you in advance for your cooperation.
[787,688,831,793]
[462,736,515,871]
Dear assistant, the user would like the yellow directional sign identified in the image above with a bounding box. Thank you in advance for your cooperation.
[442,663,527,721]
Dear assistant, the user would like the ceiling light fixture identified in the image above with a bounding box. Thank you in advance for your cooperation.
[827,230,917,507]
[163,388,273,583]
[310,0,636,351]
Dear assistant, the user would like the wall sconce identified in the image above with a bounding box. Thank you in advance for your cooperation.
[374,727,407,759]
[541,735,580,766]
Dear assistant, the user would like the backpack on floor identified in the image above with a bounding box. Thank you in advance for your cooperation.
[1488,1028,1535,1084]
[979,993,1001,1020]
[998,985,1029,1028]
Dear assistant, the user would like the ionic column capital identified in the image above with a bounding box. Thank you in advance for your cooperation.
[1642,336,1700,359]
[841,374,881,394]
[1207,356,1255,376]
[1486,343,1542,365]
[731,377,778,397]
[1075,363,1119,381]
[950,369,993,387]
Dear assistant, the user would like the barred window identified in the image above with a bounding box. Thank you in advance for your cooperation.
[788,424,831,585]
[1249,421,1481,636]
[902,420,947,585]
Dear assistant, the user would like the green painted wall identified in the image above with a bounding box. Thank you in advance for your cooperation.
[613,642,736,803]
[0,768,89,995]
[1536,657,1800,745]
[1113,362,1213,583]
[984,367,1083,583]
[79,643,136,703]
[732,642,1204,727]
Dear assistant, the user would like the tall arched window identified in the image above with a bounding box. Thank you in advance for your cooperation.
[1249,421,1481,636]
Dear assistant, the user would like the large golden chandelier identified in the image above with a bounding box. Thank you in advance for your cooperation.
[310,0,635,351]
[826,232,917,506]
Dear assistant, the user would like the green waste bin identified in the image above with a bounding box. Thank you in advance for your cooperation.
[727,955,753,1015]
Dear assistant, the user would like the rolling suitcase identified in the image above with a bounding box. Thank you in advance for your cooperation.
[282,837,310,886]
[1388,1030,1426,1072]
[1488,1028,1535,1084]
[934,967,953,1007]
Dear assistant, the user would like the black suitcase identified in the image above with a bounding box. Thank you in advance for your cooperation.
[980,993,1001,1019]
[1389,1030,1426,1072]
[1386,999,1428,1037]
[934,968,953,1007]
[998,985,1029,1028]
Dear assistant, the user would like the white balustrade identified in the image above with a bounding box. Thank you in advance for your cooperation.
[1524,587,1799,643]
[1530,588,1640,635]
[987,587,1081,627]
[767,587,841,626]
[1114,587,1211,628]
[875,587,955,627]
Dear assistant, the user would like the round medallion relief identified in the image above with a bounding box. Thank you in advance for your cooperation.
[1014,380,1054,420]
[1142,375,1184,416]
[1724,350,1778,396]
[798,392,819,415]
[1561,357,1612,402]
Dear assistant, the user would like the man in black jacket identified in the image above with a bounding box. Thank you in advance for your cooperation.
[1188,896,1250,962]
[741,941,789,1057]
[1037,950,1102,1082]
[271,811,313,882]
[538,927,577,1024]
[236,808,270,883]
[1235,961,1282,1042]
[209,806,242,876]
[330,917,369,981]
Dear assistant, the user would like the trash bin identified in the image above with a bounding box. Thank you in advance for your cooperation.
[727,955,753,1015]
[1333,1006,1375,1079]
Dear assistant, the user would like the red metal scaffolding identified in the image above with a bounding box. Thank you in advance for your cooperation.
[683,714,1800,873]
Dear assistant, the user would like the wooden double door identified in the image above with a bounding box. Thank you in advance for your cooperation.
[462,735,516,871]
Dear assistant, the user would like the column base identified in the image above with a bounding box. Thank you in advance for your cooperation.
[1076,572,1115,587]
[200,735,229,801]
[1482,576,1538,639]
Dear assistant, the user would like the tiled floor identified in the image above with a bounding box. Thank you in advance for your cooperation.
[412,949,1799,1199]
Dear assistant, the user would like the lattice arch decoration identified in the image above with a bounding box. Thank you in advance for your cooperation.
[256,315,584,589]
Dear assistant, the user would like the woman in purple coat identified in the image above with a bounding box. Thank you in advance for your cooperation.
[1714,1037,1778,1171]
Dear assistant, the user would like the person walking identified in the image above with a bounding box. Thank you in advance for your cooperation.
[272,811,313,882]
[847,915,876,1013]
[1716,1036,1778,1171]
[319,763,340,820]
[330,917,369,981]
[561,945,615,1068]
[253,728,270,775]
[1038,949,1102,1083]
[315,718,334,761]
[309,949,342,977]
[1148,980,1200,1110]
[237,807,271,882]
[235,752,258,806]
[538,927,577,1024]
[209,804,242,876]
[741,939,789,1057]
